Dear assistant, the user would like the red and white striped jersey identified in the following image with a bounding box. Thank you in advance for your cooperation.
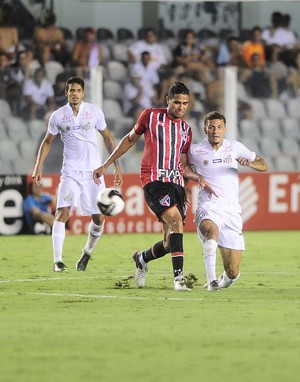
[134,108,192,188]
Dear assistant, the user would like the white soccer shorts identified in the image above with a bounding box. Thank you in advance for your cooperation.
[195,208,245,250]
[57,171,106,215]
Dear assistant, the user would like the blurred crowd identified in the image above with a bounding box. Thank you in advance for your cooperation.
[1,4,300,124]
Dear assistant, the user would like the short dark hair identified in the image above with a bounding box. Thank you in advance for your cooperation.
[203,111,226,126]
[168,82,189,98]
[65,76,85,92]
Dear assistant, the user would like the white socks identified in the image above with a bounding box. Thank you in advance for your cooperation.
[84,221,104,254]
[203,239,218,284]
[52,220,104,264]
[52,221,66,263]
[218,271,240,288]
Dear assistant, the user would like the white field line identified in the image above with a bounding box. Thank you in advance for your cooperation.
[0,291,299,303]
[0,271,299,284]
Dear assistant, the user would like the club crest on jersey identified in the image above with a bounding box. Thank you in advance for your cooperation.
[66,126,71,131]
[203,160,209,166]
[83,122,90,130]
[159,194,170,207]
[180,129,188,138]
[223,155,232,164]
[64,193,72,202]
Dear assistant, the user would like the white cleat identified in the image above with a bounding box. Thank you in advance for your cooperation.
[207,280,221,292]
[132,251,148,288]
[174,276,191,291]
[53,261,67,272]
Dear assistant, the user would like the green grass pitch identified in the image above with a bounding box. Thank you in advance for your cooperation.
[0,231,299,382]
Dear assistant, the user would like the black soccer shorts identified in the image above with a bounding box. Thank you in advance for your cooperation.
[143,181,186,222]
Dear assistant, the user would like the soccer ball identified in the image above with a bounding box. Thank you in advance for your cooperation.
[96,188,125,216]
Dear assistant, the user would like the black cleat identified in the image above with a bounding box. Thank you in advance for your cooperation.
[76,250,91,271]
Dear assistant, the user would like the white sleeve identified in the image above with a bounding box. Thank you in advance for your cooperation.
[95,105,107,132]
[47,112,59,135]
[237,141,256,161]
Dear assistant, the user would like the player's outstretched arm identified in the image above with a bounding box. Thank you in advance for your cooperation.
[237,155,268,172]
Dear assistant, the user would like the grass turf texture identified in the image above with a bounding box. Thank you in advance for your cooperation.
[0,231,299,382]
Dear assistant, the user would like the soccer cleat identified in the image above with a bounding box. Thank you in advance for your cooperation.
[217,272,235,288]
[207,280,221,292]
[76,250,91,271]
[174,275,191,291]
[132,251,148,288]
[53,261,67,272]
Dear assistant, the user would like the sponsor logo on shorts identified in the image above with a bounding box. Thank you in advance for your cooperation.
[198,210,209,218]
[159,194,171,207]
[213,158,222,163]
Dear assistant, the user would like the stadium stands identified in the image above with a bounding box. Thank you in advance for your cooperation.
[0,24,299,175]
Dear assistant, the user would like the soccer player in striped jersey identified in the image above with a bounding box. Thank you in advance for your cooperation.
[93,82,213,291]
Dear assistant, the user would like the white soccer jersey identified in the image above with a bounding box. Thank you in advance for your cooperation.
[48,101,106,173]
[188,138,256,213]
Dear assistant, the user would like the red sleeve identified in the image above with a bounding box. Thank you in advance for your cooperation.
[181,128,193,153]
[134,109,151,135]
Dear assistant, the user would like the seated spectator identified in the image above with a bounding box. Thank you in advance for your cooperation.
[266,44,288,98]
[6,49,31,116]
[128,27,167,70]
[31,9,67,66]
[262,12,282,46]
[217,36,248,68]
[0,50,13,98]
[287,49,300,97]
[53,72,69,107]
[0,2,18,63]
[123,69,157,120]
[22,67,55,120]
[262,12,299,65]
[240,53,272,98]
[23,182,55,234]
[242,26,266,68]
[173,29,215,83]
[205,67,252,119]
[71,27,103,77]
[130,51,159,97]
